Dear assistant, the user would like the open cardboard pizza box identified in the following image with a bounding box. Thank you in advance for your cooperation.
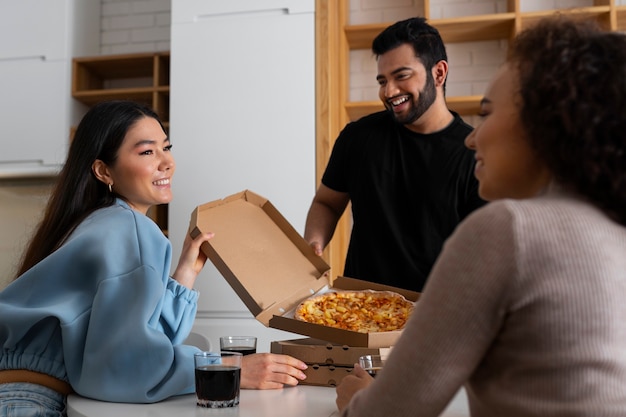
[190,190,419,348]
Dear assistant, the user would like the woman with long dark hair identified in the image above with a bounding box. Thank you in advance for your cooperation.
[0,101,306,416]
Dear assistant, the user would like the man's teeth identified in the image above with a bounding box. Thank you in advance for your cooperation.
[391,97,409,106]
[153,179,170,185]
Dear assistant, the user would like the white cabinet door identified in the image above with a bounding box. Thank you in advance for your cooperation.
[169,0,315,346]
[0,0,99,177]
[0,1,65,60]
[0,59,69,168]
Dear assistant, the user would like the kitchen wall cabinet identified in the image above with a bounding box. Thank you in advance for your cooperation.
[315,0,623,277]
[0,0,99,178]
[71,52,171,232]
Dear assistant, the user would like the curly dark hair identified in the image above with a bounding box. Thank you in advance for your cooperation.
[508,16,626,225]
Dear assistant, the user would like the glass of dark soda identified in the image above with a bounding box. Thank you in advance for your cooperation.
[194,351,242,408]
[219,336,257,356]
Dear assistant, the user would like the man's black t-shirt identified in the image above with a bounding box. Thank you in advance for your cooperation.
[322,110,485,292]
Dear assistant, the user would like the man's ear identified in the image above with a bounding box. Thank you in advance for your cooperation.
[432,60,448,87]
[92,159,112,185]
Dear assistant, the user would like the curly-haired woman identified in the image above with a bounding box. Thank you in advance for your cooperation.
[337,16,626,417]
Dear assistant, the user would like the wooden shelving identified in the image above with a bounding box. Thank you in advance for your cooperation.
[72,51,171,234]
[72,51,170,121]
[345,13,517,50]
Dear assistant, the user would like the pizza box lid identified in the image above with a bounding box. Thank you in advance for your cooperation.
[190,189,419,348]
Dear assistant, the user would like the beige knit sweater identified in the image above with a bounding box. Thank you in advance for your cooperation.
[342,185,626,416]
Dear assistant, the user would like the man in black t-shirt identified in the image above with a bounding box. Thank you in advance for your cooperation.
[304,17,485,292]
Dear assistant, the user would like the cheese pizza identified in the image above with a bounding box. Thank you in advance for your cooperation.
[294,290,414,333]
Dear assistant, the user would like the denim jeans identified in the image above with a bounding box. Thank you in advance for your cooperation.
[0,383,67,417]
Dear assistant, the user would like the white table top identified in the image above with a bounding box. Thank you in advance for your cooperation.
[68,385,469,417]
[68,385,339,417]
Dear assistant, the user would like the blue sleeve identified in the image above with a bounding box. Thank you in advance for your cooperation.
[62,206,201,402]
[66,266,200,402]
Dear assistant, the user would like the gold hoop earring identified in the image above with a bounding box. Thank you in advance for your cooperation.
[108,183,113,193]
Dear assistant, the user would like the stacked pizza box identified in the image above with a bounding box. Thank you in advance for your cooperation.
[270,339,392,386]
[191,190,419,386]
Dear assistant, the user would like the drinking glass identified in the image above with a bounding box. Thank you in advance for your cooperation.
[219,336,257,356]
[194,351,242,408]
[359,354,385,377]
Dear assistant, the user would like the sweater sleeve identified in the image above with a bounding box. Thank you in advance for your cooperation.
[63,207,201,403]
[67,266,199,402]
[342,202,518,417]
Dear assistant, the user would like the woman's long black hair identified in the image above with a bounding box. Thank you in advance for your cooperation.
[15,100,164,278]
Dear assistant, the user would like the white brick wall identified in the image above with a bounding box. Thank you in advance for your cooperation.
[349,0,424,24]
[100,0,171,54]
[520,0,594,13]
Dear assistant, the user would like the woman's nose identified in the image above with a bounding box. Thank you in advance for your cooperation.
[161,152,175,170]
[464,129,476,150]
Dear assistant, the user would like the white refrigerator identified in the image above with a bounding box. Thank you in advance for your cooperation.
[169,0,316,350]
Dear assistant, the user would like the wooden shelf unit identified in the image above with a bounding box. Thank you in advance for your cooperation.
[72,51,171,234]
[315,0,620,276]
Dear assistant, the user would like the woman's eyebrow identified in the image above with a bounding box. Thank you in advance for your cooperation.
[133,136,170,148]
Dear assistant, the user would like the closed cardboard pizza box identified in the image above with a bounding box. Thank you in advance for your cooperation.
[270,338,392,387]
[270,338,387,366]
[298,363,353,387]
[190,189,419,348]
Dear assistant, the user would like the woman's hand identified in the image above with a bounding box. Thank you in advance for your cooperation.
[171,229,214,289]
[335,364,373,413]
[241,353,308,389]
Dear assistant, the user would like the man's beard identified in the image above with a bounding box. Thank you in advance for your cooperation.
[389,72,436,125]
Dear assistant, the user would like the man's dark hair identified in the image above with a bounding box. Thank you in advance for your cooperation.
[372,16,447,72]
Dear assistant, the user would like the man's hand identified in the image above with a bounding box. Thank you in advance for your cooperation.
[309,241,324,256]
